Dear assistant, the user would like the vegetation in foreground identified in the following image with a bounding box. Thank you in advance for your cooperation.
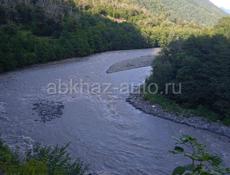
[171,135,230,175]
[1,136,229,175]
[0,140,86,175]
[146,17,230,125]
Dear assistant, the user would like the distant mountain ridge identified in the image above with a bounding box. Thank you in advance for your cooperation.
[0,0,226,26]
[134,0,226,26]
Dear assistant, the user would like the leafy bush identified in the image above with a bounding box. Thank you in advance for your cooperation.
[0,140,86,175]
[171,135,230,175]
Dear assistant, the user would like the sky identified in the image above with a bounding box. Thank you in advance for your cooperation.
[210,0,230,11]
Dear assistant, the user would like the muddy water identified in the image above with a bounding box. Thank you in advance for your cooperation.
[0,49,229,175]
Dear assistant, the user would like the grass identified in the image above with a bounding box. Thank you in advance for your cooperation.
[143,92,230,126]
[0,139,87,175]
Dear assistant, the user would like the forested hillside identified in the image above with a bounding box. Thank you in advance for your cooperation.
[146,17,230,124]
[76,0,204,44]
[0,0,149,72]
[0,0,204,72]
[134,0,226,26]
[0,0,226,73]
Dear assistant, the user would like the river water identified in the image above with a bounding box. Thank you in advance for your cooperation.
[0,49,229,175]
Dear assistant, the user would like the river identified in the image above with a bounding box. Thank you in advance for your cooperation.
[0,48,229,175]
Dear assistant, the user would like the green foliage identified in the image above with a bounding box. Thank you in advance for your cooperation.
[214,17,230,38]
[0,139,86,175]
[146,26,230,122]
[134,0,226,26]
[26,144,86,175]
[171,135,230,175]
[76,0,203,46]
[0,0,226,73]
[0,0,149,73]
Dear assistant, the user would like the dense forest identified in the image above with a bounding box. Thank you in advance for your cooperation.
[0,0,149,72]
[146,17,230,124]
[0,0,224,73]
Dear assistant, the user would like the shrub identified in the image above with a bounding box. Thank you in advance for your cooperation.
[171,135,230,175]
[0,139,87,175]
[147,34,230,121]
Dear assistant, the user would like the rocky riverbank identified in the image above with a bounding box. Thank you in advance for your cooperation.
[127,93,230,139]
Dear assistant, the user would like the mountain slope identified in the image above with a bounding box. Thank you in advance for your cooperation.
[0,0,226,72]
[134,0,226,26]
[0,0,149,72]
